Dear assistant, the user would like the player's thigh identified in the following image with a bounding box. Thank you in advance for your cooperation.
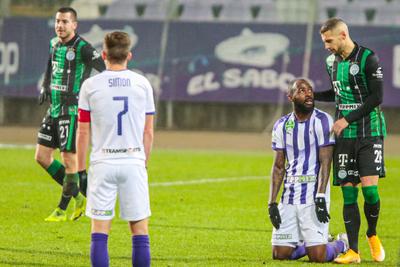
[306,244,326,262]
[37,114,58,151]
[271,203,300,246]
[86,163,118,220]
[298,204,329,245]
[91,219,112,235]
[272,245,295,260]
[57,115,77,153]
[333,138,359,185]
[357,137,385,179]
[118,164,151,222]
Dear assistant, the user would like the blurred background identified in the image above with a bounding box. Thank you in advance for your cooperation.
[0,0,399,137]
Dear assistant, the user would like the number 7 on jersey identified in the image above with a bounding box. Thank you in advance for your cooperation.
[113,96,128,136]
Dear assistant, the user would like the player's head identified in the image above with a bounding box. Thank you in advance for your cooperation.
[287,78,314,114]
[102,31,132,65]
[55,7,77,43]
[320,17,350,55]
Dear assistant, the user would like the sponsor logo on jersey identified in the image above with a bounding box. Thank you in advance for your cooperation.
[59,120,70,125]
[347,170,359,177]
[338,154,348,167]
[92,50,100,60]
[91,209,112,216]
[373,144,382,149]
[102,147,141,154]
[286,175,317,184]
[338,103,361,110]
[38,133,52,141]
[373,67,383,79]
[349,63,360,75]
[51,84,68,92]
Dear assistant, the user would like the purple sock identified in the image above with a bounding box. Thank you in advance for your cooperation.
[132,235,150,267]
[326,240,345,262]
[290,244,306,260]
[91,233,109,267]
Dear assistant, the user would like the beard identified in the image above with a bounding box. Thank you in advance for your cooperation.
[294,101,314,115]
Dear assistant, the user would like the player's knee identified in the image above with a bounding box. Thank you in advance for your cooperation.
[272,248,291,260]
[362,185,380,204]
[308,254,325,263]
[61,154,77,172]
[341,186,359,205]
[130,219,149,235]
[34,150,51,168]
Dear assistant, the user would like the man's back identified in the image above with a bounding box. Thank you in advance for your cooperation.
[79,70,155,165]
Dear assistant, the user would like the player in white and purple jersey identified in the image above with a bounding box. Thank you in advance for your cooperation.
[268,78,347,262]
[76,31,154,267]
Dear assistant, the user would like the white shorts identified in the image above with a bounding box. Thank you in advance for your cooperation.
[86,162,151,221]
[271,202,329,247]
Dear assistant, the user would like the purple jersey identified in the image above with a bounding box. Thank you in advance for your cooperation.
[272,109,335,205]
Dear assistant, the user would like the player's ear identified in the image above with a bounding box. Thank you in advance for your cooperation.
[127,52,132,61]
[101,50,107,61]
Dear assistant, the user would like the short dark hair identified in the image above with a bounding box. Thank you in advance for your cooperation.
[104,31,132,64]
[320,17,345,34]
[57,7,78,21]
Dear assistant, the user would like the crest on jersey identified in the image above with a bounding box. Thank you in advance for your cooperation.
[66,49,75,61]
[285,119,295,133]
[349,63,359,75]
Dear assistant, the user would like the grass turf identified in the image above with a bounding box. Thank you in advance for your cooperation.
[0,148,399,266]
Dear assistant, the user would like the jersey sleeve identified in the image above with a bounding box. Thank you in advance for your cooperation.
[78,79,90,112]
[144,78,156,115]
[344,53,384,123]
[315,112,335,147]
[271,119,284,150]
[81,43,106,72]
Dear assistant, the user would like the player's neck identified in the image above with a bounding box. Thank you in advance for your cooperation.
[294,109,312,122]
[59,32,76,44]
[340,40,355,59]
[106,62,128,71]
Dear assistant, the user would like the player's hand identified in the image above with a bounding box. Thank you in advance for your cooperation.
[78,170,88,197]
[315,197,330,223]
[38,87,49,105]
[268,202,281,229]
[332,118,349,136]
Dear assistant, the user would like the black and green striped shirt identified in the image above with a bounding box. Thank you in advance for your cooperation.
[42,34,105,118]
[321,43,386,139]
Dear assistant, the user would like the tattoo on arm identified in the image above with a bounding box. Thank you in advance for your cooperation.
[317,145,333,194]
[268,150,286,204]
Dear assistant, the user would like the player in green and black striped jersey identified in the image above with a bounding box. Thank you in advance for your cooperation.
[35,7,105,223]
[315,18,386,263]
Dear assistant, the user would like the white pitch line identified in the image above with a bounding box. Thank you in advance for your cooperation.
[150,176,268,187]
[0,143,35,149]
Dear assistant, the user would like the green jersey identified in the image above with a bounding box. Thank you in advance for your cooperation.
[325,43,386,139]
[42,34,105,118]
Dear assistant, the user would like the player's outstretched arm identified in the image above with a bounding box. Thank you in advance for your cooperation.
[315,145,333,223]
[143,115,154,167]
[268,150,285,229]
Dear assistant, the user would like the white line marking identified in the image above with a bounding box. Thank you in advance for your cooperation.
[150,176,267,187]
[0,143,35,149]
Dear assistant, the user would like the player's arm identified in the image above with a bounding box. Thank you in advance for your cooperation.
[81,44,106,72]
[314,60,335,102]
[76,119,90,172]
[268,149,286,204]
[39,56,52,105]
[268,149,285,229]
[344,53,383,123]
[316,145,333,195]
[143,114,154,167]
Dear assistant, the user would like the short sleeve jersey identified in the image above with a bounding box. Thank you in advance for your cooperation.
[79,70,155,166]
[272,109,335,205]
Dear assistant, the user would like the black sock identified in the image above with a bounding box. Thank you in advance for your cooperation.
[364,200,380,237]
[58,194,71,210]
[343,203,361,253]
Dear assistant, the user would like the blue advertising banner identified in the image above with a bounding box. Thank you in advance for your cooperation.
[0,18,399,107]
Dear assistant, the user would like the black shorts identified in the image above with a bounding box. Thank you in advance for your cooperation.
[333,137,385,186]
[37,114,77,152]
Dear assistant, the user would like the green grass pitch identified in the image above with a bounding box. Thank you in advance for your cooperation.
[0,147,399,266]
